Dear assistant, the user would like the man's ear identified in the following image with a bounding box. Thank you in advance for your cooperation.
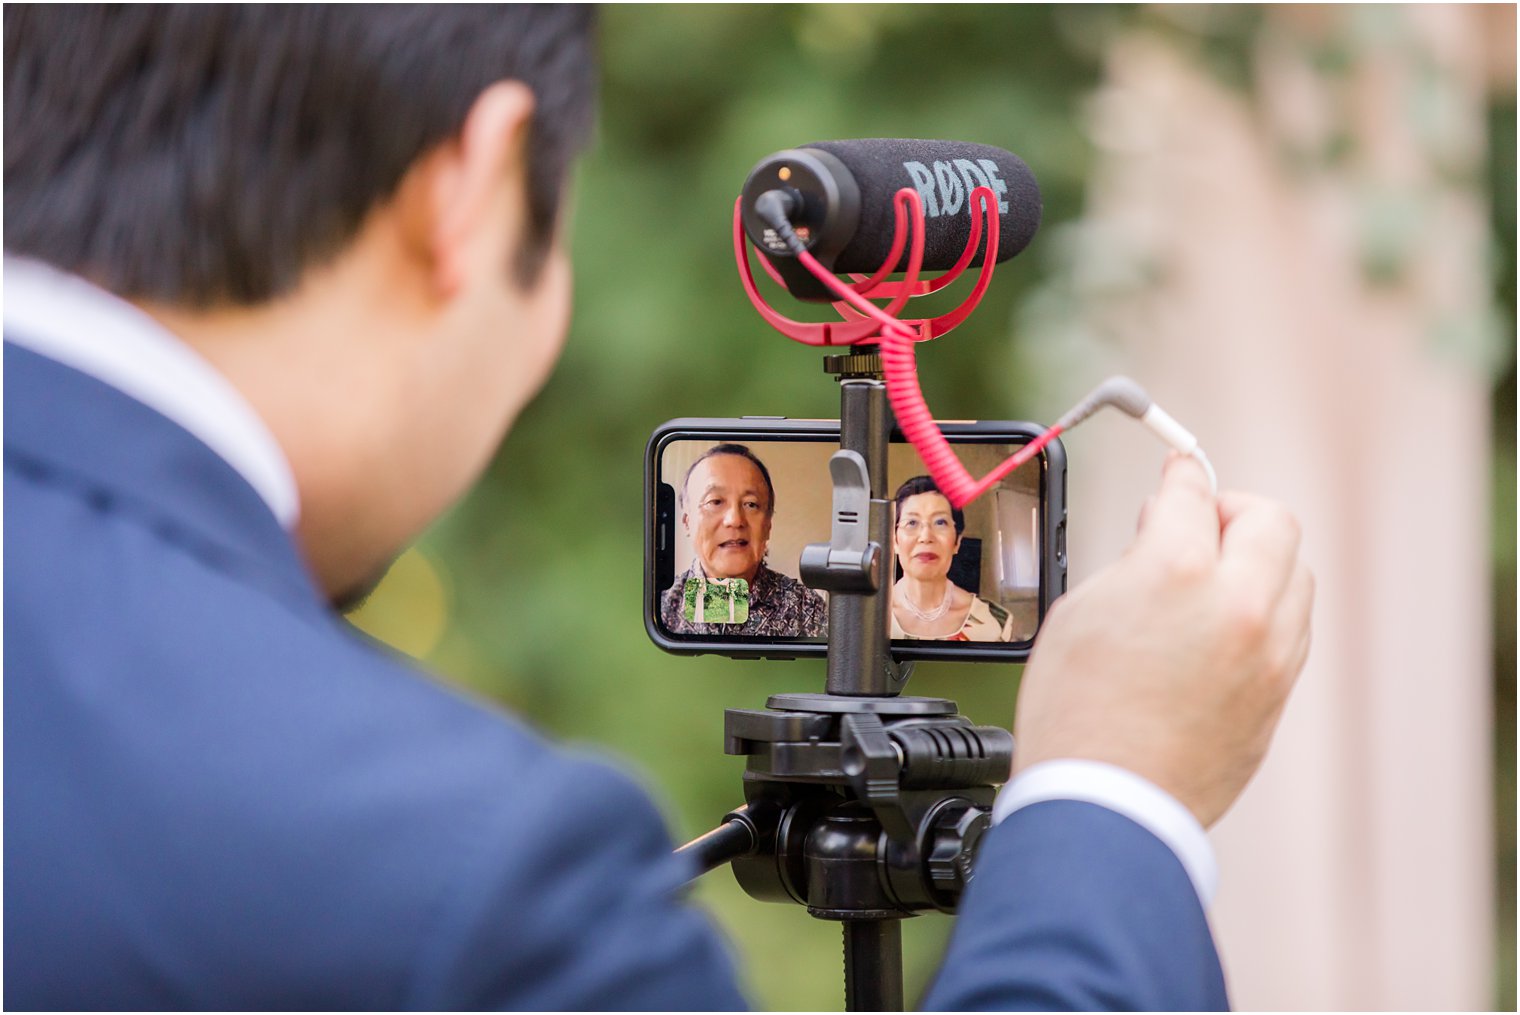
[415,80,536,299]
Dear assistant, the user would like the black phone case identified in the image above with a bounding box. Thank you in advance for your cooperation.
[644,417,1067,664]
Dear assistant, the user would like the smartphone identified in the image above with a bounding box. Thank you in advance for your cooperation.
[645,417,1066,662]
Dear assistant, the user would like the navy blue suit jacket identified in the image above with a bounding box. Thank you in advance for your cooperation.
[4,342,1227,1010]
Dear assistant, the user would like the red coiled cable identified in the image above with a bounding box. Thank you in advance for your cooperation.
[791,242,1063,510]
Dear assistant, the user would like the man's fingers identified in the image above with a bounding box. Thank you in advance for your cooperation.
[1216,490,1268,528]
[1134,453,1221,565]
[1264,562,1315,685]
[1218,494,1302,603]
[1280,619,1313,691]
[1284,560,1315,629]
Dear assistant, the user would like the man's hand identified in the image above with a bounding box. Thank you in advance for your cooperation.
[1014,453,1314,828]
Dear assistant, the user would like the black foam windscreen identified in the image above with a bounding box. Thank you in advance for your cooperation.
[802,138,1041,273]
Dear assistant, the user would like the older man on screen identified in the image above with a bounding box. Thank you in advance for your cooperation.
[660,443,826,638]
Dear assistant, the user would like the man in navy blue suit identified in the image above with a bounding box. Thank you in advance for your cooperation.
[4,6,1313,1010]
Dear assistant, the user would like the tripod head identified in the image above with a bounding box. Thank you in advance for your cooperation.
[723,698,1012,916]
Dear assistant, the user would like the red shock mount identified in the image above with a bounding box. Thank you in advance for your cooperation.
[732,185,1063,508]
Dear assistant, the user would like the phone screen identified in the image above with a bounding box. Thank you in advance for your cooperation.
[647,422,1065,661]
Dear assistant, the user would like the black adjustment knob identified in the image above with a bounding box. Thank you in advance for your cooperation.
[925,800,990,901]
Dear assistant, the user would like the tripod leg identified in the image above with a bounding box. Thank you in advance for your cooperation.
[674,818,757,881]
[842,919,903,1012]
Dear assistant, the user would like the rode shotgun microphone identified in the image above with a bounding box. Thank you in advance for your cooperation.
[740,138,1042,300]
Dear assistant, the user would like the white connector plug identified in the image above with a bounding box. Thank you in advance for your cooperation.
[1055,376,1219,493]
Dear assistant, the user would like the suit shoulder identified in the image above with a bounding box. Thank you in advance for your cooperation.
[5,445,744,1010]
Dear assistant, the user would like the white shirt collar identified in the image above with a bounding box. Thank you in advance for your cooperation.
[3,256,301,529]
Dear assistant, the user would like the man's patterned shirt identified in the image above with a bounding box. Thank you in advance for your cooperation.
[660,562,827,638]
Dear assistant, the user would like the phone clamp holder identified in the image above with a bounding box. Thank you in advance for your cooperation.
[799,450,880,596]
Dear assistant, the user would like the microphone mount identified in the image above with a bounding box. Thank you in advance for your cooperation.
[732,184,1001,348]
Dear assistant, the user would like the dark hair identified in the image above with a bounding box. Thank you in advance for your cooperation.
[680,443,775,517]
[893,475,964,535]
[3,4,597,306]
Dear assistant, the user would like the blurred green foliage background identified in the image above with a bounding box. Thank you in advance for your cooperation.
[349,5,1516,1009]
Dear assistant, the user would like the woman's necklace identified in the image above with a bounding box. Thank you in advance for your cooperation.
[902,584,952,622]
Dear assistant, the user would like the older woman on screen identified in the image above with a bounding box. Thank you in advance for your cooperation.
[889,475,1014,642]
